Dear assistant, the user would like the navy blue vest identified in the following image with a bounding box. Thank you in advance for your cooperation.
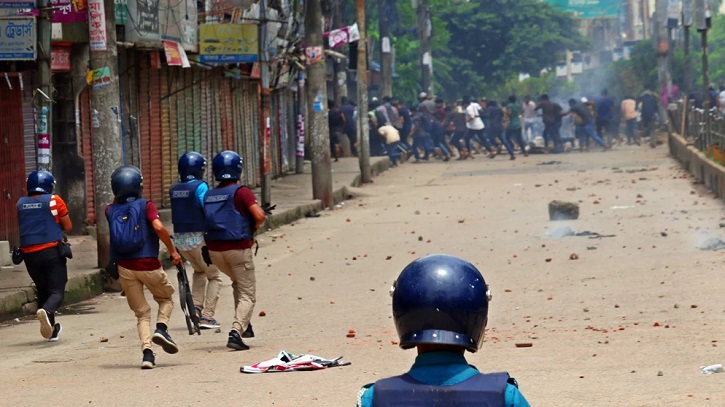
[373,372,509,406]
[204,184,252,242]
[17,194,63,247]
[169,180,207,233]
[106,199,160,261]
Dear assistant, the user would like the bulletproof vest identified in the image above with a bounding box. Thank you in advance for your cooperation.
[204,184,252,242]
[107,199,160,261]
[17,194,63,247]
[373,372,509,407]
[169,180,206,233]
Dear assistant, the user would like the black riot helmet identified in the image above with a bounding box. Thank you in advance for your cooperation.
[390,254,491,353]
[111,166,144,203]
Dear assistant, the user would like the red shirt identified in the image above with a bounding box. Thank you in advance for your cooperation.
[206,182,259,252]
[105,200,163,271]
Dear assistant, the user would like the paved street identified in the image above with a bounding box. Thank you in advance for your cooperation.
[1,146,724,406]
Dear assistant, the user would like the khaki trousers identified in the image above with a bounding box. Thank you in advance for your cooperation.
[180,245,223,319]
[209,249,255,333]
[118,265,175,350]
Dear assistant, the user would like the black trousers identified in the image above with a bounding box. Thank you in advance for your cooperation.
[25,246,67,321]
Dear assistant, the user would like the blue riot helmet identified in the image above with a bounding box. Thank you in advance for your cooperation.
[212,150,243,181]
[26,170,56,195]
[178,152,206,181]
[390,254,491,353]
[111,166,144,203]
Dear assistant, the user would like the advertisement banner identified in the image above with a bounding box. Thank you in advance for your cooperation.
[199,23,258,63]
[51,0,87,23]
[162,40,190,68]
[0,18,36,60]
[51,45,71,71]
[124,0,159,43]
[88,0,107,51]
[0,0,35,8]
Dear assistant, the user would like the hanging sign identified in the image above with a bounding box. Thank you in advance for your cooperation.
[163,40,190,68]
[199,23,258,63]
[305,46,323,64]
[51,45,71,71]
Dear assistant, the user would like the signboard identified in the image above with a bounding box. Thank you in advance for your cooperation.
[88,0,107,51]
[86,66,111,89]
[547,0,619,19]
[0,18,36,60]
[199,23,258,63]
[0,0,35,8]
[51,0,87,23]
[51,45,71,71]
[162,40,190,67]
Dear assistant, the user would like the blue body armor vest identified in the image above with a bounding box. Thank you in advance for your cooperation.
[106,199,160,261]
[204,184,252,242]
[17,194,63,248]
[373,372,509,406]
[169,180,206,233]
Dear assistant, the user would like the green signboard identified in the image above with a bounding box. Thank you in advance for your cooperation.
[547,0,620,19]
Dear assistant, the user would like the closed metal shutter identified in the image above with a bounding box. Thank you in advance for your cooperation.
[0,74,28,247]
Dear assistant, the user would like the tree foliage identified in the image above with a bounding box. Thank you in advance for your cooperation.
[381,0,587,101]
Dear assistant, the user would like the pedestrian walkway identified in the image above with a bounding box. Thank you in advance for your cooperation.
[0,157,390,321]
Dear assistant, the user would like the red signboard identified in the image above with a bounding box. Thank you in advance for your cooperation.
[51,45,71,71]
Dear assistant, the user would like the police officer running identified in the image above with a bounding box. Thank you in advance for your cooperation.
[16,170,72,341]
[204,151,266,351]
[169,152,223,329]
[357,254,531,407]
[107,166,182,369]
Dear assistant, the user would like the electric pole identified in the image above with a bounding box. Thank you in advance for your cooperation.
[305,0,333,207]
[655,0,670,120]
[259,0,271,206]
[683,0,693,94]
[88,0,124,268]
[417,0,432,96]
[36,0,52,171]
[332,0,347,106]
[357,0,371,183]
[695,0,710,149]
[378,0,393,97]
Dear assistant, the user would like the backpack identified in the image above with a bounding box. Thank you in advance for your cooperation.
[109,201,147,255]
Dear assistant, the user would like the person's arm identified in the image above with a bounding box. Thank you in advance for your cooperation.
[248,204,266,231]
[60,215,72,232]
[152,219,181,264]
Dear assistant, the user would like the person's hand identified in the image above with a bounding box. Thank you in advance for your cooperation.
[171,251,182,265]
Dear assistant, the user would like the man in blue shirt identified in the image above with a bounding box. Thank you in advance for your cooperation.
[356,255,531,407]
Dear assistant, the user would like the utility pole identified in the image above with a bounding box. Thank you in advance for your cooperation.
[378,0,393,97]
[695,0,710,149]
[88,0,123,268]
[357,0,371,183]
[259,0,272,206]
[36,0,52,171]
[332,0,347,105]
[417,0,432,96]
[683,0,693,94]
[296,72,306,174]
[655,0,670,120]
[305,0,333,207]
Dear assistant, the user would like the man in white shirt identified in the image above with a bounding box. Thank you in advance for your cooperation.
[463,96,495,157]
[522,95,538,142]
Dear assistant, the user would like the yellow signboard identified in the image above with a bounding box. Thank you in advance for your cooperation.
[199,23,258,63]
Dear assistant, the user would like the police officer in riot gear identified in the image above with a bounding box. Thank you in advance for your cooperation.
[169,152,223,329]
[357,254,531,406]
[107,165,182,369]
[16,170,72,341]
[204,150,266,351]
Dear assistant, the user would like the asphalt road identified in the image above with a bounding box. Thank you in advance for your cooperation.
[1,146,724,406]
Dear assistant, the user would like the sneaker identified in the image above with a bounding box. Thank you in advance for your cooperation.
[242,324,255,338]
[36,309,53,339]
[227,330,249,351]
[141,349,155,369]
[199,317,220,330]
[48,323,62,342]
[152,328,179,354]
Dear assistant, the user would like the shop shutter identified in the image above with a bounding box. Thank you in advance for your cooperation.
[0,75,27,247]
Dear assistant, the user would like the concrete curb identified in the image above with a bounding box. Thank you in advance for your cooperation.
[668,133,724,198]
